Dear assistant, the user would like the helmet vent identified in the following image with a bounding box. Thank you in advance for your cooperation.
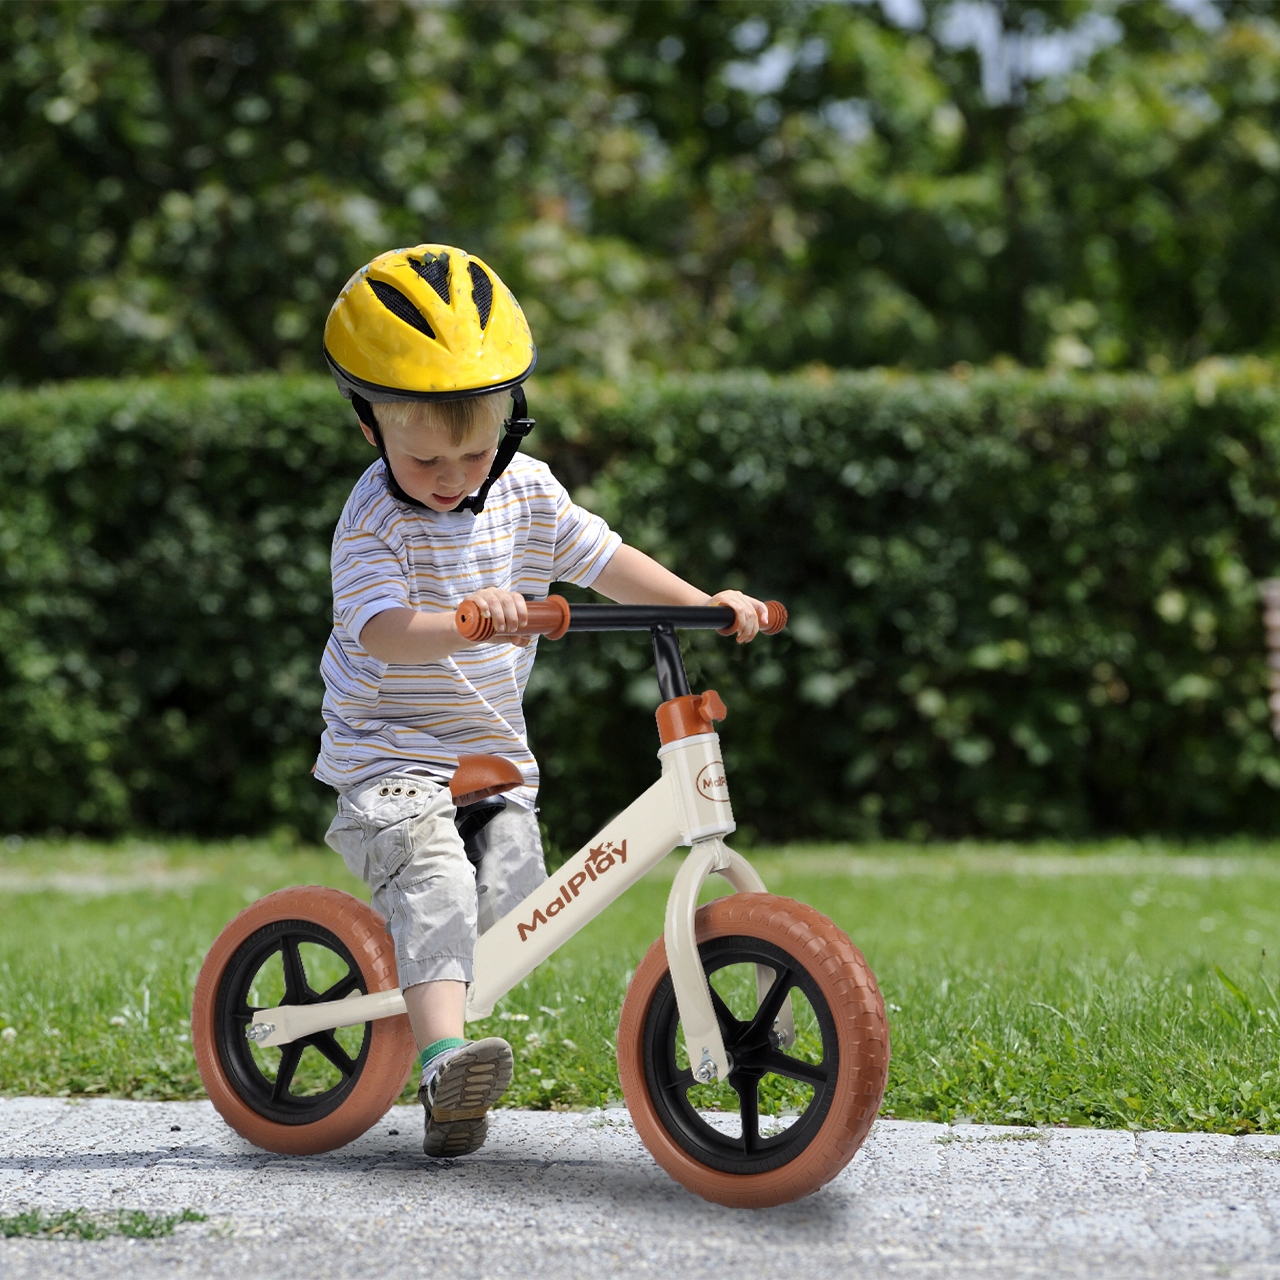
[468,262,493,330]
[409,253,451,304]
[368,279,436,339]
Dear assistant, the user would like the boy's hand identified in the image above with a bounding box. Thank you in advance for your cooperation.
[460,588,532,647]
[707,590,769,644]
[589,544,772,644]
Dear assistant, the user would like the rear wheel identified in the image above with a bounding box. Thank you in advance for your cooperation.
[617,893,888,1207]
[192,886,417,1154]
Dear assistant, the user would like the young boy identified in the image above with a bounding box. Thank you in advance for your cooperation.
[316,244,768,1158]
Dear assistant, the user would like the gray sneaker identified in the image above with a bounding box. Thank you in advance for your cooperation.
[419,1037,514,1158]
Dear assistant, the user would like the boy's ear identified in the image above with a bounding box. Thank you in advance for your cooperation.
[358,420,379,449]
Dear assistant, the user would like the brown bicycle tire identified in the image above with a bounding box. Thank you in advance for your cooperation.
[192,886,417,1155]
[617,893,889,1208]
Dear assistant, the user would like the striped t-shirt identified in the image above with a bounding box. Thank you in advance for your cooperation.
[314,453,620,806]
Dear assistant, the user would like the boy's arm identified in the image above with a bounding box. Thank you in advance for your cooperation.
[359,543,766,662]
[360,589,531,664]
[591,543,767,644]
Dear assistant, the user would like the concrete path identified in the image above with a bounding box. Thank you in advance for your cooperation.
[2,1098,1279,1279]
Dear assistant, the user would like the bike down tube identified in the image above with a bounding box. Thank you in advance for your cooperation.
[473,723,796,1078]
[465,774,683,1020]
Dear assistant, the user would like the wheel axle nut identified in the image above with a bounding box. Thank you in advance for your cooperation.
[692,1048,718,1083]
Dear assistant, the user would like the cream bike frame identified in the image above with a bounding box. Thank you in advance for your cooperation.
[245,599,794,1084]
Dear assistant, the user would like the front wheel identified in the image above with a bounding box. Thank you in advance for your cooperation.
[617,893,889,1208]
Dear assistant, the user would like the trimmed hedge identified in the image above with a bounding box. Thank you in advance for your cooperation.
[2,365,1280,846]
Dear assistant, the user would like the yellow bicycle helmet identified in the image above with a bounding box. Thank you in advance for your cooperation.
[323,245,537,514]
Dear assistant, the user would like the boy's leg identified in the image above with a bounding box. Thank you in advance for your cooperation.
[473,802,548,934]
[402,978,466,1047]
[325,776,513,1156]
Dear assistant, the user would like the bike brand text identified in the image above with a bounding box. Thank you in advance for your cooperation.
[517,840,628,942]
[695,761,730,802]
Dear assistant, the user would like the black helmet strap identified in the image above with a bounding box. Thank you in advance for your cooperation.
[351,391,426,510]
[457,386,535,515]
[351,385,535,517]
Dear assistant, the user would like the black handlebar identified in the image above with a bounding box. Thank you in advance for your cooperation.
[562,604,738,633]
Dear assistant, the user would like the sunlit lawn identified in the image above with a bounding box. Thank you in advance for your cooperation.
[3,835,1280,1132]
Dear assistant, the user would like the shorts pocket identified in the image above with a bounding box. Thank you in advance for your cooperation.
[324,813,370,884]
[328,778,455,889]
[395,791,467,889]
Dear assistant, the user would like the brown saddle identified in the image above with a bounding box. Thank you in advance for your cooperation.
[449,755,524,808]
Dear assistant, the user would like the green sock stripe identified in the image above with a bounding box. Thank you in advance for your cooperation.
[419,1036,467,1073]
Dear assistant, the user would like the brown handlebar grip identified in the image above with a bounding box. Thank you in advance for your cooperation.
[762,600,788,635]
[455,594,571,643]
[528,596,572,640]
[717,599,789,637]
[455,599,494,642]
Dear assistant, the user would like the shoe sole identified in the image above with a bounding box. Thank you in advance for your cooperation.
[420,1038,514,1158]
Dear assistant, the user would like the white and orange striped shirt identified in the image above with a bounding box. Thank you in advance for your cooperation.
[315,454,620,806]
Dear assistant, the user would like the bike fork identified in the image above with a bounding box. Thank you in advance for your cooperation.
[664,836,796,1084]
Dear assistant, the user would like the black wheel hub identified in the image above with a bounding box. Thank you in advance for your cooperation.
[641,934,839,1175]
[213,918,372,1125]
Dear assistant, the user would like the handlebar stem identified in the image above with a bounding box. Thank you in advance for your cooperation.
[651,624,691,703]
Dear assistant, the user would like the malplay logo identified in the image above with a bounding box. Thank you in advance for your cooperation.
[695,761,729,802]
[517,840,628,942]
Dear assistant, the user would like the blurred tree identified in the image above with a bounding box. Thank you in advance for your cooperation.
[3,0,1280,382]
[0,0,409,379]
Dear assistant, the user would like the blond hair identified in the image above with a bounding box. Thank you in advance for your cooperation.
[374,393,507,446]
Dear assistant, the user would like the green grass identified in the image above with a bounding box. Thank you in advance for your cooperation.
[0,1208,205,1239]
[4,835,1280,1132]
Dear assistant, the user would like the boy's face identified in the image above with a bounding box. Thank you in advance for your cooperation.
[361,416,500,512]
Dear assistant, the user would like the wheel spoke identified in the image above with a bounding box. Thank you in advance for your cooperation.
[744,967,795,1044]
[316,969,361,1002]
[662,1067,695,1096]
[280,939,311,1004]
[757,1047,828,1086]
[734,1075,761,1153]
[708,985,743,1037]
[307,1030,358,1078]
[233,1003,260,1022]
[271,1042,304,1102]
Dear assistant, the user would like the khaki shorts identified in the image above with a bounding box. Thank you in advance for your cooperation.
[324,774,546,987]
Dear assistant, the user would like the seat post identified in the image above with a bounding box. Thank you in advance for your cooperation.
[651,624,691,703]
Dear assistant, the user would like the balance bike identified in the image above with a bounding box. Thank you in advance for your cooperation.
[192,598,889,1208]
